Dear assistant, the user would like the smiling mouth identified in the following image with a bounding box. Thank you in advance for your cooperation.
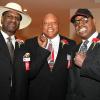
[79,27,87,33]
[48,29,53,32]
[8,23,16,27]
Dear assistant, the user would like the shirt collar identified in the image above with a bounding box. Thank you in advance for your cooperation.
[48,34,60,44]
[1,30,9,40]
[82,31,99,43]
[88,31,98,43]
[1,30,15,40]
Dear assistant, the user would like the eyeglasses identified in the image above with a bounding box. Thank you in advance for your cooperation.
[74,17,88,26]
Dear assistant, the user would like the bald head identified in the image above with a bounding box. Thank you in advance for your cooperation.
[43,13,59,39]
[43,13,58,23]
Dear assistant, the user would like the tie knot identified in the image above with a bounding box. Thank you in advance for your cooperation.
[47,42,52,52]
[79,40,89,53]
[83,40,89,45]
[7,37,12,42]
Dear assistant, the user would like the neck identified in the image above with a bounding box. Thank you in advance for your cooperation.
[2,29,15,36]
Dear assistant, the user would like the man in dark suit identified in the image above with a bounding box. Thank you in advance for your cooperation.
[14,34,51,100]
[0,2,31,100]
[26,13,76,100]
[68,8,100,100]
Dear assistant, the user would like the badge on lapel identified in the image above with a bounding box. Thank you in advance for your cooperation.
[23,52,30,71]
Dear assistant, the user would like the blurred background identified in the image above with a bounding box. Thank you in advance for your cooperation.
[0,0,100,43]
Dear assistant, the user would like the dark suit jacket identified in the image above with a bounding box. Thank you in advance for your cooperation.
[13,37,50,100]
[27,35,76,100]
[67,33,100,100]
[0,32,19,100]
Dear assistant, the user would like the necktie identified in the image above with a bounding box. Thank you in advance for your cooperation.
[47,41,54,71]
[7,37,14,62]
[79,40,89,53]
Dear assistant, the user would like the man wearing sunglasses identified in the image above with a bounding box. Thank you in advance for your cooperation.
[67,9,100,100]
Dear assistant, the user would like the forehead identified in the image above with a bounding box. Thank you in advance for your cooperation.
[3,10,21,17]
[43,13,58,22]
[75,15,87,20]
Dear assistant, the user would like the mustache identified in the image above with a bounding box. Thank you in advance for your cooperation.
[78,27,87,33]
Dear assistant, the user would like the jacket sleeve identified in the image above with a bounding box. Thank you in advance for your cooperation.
[25,37,50,79]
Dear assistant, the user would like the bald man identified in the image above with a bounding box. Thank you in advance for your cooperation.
[27,13,76,100]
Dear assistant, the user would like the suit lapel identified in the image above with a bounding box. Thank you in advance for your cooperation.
[54,41,63,65]
[87,33,100,54]
[97,33,100,38]
[0,32,11,60]
[54,36,67,69]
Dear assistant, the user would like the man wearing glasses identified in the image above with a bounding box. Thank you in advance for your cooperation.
[66,9,100,100]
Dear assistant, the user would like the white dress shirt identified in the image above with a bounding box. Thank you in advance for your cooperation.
[46,34,60,62]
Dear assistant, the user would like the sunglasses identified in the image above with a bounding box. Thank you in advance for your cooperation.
[74,17,88,26]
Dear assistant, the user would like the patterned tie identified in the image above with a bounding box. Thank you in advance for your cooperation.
[79,40,89,53]
[47,41,54,71]
[7,37,14,62]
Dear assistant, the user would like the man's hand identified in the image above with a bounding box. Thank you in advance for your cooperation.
[38,34,48,48]
[74,52,86,67]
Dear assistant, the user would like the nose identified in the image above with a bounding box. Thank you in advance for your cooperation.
[11,18,16,23]
[12,17,18,22]
[78,20,85,27]
[48,23,53,27]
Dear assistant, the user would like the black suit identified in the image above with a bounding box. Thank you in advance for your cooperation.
[67,34,100,100]
[27,35,76,100]
[13,37,50,100]
[0,32,18,100]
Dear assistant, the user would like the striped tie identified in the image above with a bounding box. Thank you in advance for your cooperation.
[79,40,89,53]
[7,37,14,62]
[47,41,54,71]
